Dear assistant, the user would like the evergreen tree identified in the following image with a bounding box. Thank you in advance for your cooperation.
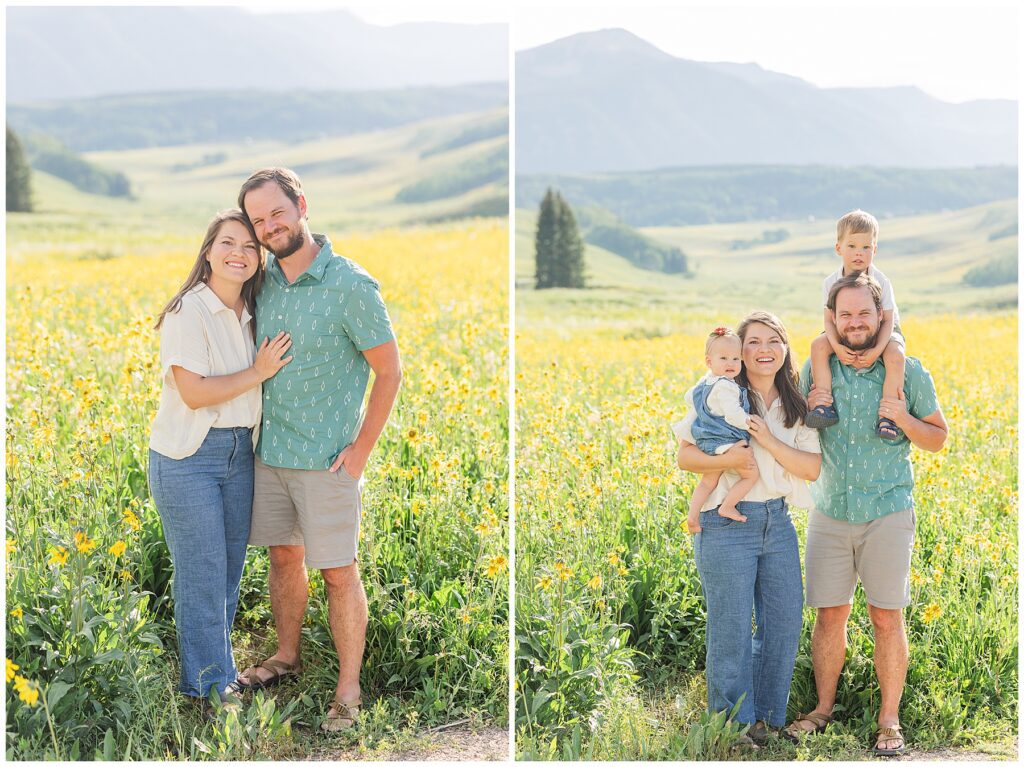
[534,187,558,288]
[554,193,585,288]
[6,128,32,212]
[535,187,586,289]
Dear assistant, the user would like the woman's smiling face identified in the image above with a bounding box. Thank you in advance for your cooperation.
[741,321,786,378]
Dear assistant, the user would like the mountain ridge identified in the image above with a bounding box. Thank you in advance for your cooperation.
[6,6,508,102]
[516,28,1016,173]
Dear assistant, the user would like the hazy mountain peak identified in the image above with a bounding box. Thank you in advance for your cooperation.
[526,27,675,61]
[6,6,508,101]
[516,29,1017,173]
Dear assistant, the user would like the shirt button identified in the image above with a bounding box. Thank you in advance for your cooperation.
[278,315,283,320]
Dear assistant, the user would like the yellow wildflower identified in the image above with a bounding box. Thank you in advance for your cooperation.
[537,575,553,591]
[6,659,19,683]
[5,539,15,556]
[485,555,507,578]
[14,676,39,706]
[921,603,943,624]
[10,607,23,620]
[48,546,69,567]
[587,574,602,590]
[109,540,127,558]
[74,531,97,554]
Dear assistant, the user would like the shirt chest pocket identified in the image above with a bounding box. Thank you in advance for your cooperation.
[284,303,339,347]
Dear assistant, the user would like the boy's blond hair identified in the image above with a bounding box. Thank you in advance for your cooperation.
[836,209,879,243]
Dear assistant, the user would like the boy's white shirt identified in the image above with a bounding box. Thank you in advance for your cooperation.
[679,372,750,435]
[822,264,900,328]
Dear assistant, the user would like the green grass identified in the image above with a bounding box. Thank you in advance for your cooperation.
[74,108,508,229]
[516,199,1018,333]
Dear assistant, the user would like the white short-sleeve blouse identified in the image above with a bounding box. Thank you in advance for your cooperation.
[149,284,260,459]
[673,395,820,511]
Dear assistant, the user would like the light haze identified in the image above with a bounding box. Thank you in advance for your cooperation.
[514,2,1018,103]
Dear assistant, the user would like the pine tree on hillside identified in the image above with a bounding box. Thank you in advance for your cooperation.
[554,193,585,288]
[534,187,558,289]
[535,188,586,289]
[6,128,33,212]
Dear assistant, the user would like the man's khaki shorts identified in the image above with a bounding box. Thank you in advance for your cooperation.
[249,457,362,569]
[805,507,915,610]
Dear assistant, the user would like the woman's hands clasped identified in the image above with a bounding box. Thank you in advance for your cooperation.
[253,332,293,381]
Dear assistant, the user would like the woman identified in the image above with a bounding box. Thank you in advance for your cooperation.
[674,311,821,745]
[148,209,292,711]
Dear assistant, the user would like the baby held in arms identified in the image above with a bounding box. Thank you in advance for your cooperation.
[684,327,759,529]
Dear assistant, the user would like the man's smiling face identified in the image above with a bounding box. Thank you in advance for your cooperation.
[243,181,307,259]
[834,285,881,352]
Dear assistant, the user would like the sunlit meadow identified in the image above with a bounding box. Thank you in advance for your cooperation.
[515,313,1017,760]
[5,218,509,760]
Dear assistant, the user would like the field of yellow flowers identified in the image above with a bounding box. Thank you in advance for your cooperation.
[5,217,509,760]
[515,313,1017,760]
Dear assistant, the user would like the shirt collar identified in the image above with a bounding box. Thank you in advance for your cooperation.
[840,263,877,279]
[193,283,252,325]
[268,233,333,285]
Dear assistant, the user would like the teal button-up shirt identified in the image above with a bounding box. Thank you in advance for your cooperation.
[255,234,395,470]
[800,355,939,523]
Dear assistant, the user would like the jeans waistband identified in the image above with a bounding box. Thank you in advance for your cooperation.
[209,426,253,435]
[733,497,787,513]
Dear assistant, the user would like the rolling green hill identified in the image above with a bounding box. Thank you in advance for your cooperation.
[11,108,508,234]
[516,199,1017,335]
[516,165,1017,227]
[8,84,507,152]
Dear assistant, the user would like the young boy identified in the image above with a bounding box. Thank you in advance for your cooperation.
[804,210,906,439]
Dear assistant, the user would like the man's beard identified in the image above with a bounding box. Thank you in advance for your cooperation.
[839,326,879,352]
[267,228,305,259]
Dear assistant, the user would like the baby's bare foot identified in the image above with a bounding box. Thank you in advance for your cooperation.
[718,505,748,522]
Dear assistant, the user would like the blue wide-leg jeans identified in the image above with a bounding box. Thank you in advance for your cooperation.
[693,497,803,727]
[148,427,254,698]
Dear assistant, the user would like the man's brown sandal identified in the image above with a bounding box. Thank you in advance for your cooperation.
[781,711,832,742]
[235,658,302,691]
[321,696,362,732]
[872,724,906,756]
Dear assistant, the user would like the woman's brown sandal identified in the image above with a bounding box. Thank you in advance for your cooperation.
[320,696,362,732]
[781,711,832,742]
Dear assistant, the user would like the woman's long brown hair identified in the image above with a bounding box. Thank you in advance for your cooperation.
[156,209,264,337]
[735,310,807,429]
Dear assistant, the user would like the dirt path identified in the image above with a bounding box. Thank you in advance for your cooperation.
[321,725,509,761]
[894,744,1017,762]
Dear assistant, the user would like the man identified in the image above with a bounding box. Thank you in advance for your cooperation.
[784,272,947,755]
[234,168,402,732]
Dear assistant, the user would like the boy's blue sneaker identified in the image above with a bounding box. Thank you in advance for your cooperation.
[805,404,839,429]
[876,417,903,441]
